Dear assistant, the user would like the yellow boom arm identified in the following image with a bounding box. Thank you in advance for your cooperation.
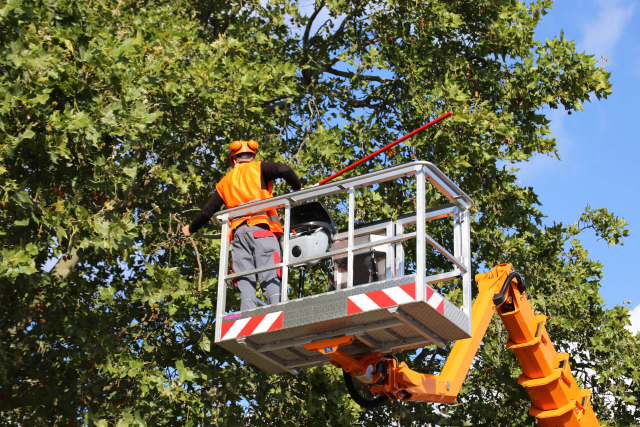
[304,263,601,426]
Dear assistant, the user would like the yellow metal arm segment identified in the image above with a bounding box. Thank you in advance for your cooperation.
[385,263,600,425]
[363,263,513,404]
[305,263,601,426]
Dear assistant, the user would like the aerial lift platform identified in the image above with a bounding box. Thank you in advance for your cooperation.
[212,161,600,426]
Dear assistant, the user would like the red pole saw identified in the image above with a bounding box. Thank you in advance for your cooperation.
[317,111,454,186]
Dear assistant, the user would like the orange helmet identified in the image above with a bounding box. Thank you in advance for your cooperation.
[229,140,258,164]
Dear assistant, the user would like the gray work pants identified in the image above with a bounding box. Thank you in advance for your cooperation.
[231,223,282,310]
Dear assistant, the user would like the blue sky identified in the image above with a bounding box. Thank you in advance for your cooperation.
[515,0,639,329]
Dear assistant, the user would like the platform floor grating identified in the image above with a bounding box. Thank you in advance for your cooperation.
[216,275,470,374]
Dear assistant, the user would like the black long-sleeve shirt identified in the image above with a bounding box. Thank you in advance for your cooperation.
[188,161,302,233]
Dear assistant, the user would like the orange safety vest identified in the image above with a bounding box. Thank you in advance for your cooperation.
[216,161,283,239]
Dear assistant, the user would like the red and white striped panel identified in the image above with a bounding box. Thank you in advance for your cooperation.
[347,283,416,315]
[426,287,444,315]
[220,311,283,341]
[347,283,445,315]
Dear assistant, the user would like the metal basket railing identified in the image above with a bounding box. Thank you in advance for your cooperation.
[213,161,474,342]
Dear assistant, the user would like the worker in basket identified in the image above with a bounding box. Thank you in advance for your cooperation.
[182,140,302,310]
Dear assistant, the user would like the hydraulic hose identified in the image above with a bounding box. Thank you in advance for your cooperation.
[492,271,527,311]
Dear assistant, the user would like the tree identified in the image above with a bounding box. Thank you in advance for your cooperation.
[0,0,636,426]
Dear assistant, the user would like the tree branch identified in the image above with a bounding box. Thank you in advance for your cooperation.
[327,2,366,46]
[326,67,391,83]
[51,247,82,280]
[303,1,326,51]
[261,94,300,109]
[393,403,483,426]
[311,18,333,41]
[326,78,399,109]
[48,173,170,284]
[188,237,202,294]
[330,91,375,108]
[199,0,215,28]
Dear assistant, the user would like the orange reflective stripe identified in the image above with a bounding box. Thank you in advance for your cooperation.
[216,161,282,238]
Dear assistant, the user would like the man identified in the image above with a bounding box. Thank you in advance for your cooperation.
[182,140,302,310]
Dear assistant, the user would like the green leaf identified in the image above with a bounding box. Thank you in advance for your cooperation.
[175,360,196,382]
[64,39,74,53]
[116,411,133,427]
[123,166,138,178]
[199,335,211,353]
[20,128,35,139]
[13,218,29,226]
[12,191,33,207]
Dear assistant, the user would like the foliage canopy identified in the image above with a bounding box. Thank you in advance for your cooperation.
[0,0,636,426]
